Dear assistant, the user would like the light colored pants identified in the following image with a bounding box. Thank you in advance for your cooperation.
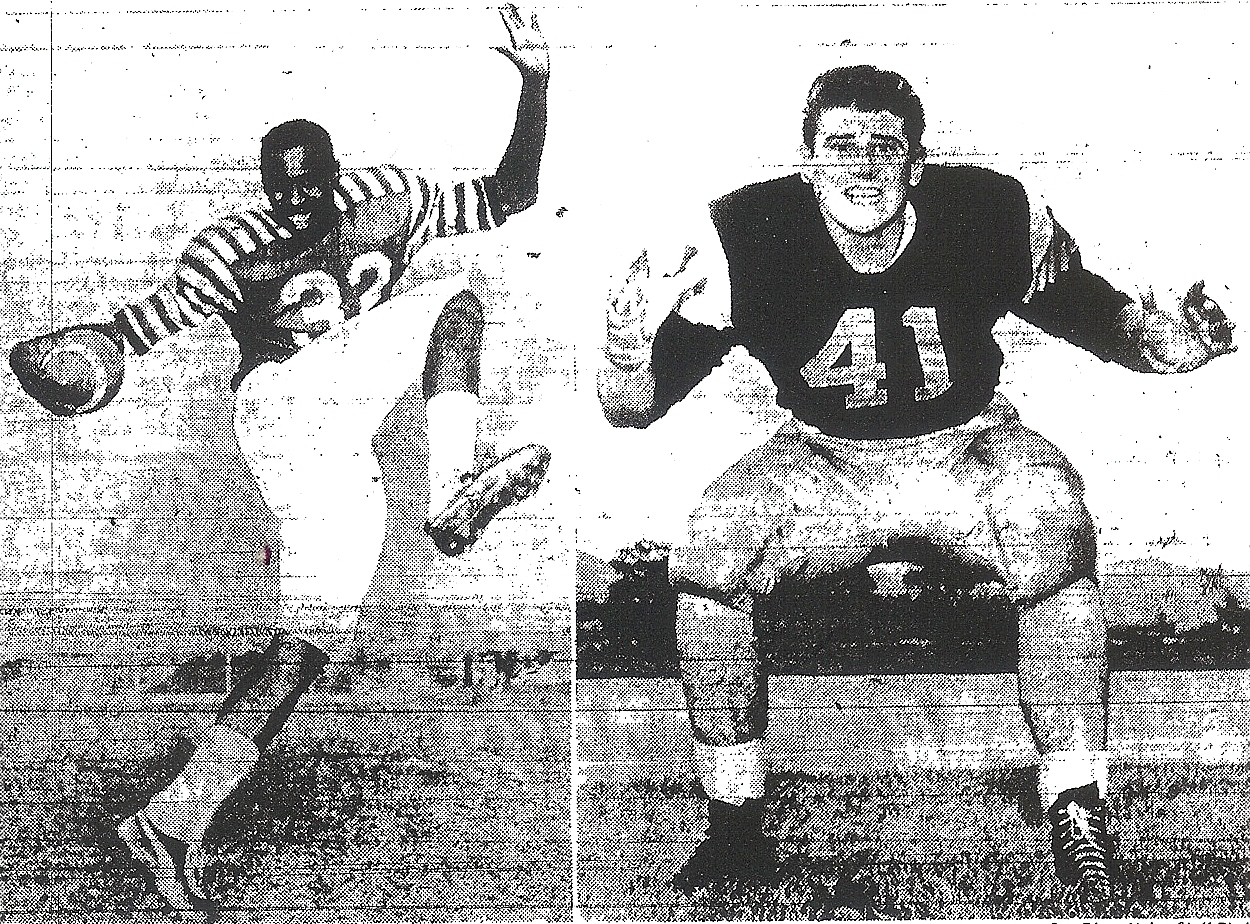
[233,280,464,650]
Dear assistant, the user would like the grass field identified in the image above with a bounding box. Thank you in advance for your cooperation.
[578,765,1250,920]
[0,642,572,921]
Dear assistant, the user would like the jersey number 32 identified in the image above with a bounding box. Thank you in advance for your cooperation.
[800,305,952,408]
[279,251,394,343]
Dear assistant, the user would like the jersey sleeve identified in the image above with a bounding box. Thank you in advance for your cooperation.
[1013,193,1138,364]
[403,170,506,249]
[646,210,737,418]
[111,215,263,355]
[650,312,738,418]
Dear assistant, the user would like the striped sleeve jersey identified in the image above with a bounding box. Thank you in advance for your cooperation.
[113,165,504,381]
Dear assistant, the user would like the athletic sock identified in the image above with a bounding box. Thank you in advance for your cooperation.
[425,390,480,515]
[693,739,766,806]
[1039,748,1110,811]
[142,723,260,846]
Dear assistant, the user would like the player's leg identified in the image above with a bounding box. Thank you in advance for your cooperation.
[422,289,549,557]
[668,425,874,891]
[968,421,1111,899]
[118,356,391,910]
[420,289,551,684]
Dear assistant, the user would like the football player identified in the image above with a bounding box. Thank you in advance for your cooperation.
[10,6,550,912]
[598,65,1235,904]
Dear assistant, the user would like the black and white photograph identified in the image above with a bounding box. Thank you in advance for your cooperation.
[571,2,1249,919]
[2,1,1249,921]
[1,4,572,918]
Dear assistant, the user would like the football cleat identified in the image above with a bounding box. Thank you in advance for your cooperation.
[425,444,551,557]
[672,798,779,894]
[117,811,213,913]
[1048,782,1112,901]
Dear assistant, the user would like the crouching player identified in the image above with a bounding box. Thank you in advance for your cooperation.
[10,6,552,911]
[598,65,1235,904]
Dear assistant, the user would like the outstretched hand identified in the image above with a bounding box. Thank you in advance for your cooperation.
[1180,281,1236,359]
[606,247,708,371]
[1140,281,1236,373]
[495,5,549,81]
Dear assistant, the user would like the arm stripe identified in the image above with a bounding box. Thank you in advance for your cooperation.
[473,177,491,231]
[127,297,163,346]
[339,171,368,205]
[357,168,386,198]
[200,230,240,266]
[186,243,242,304]
[378,165,406,196]
[149,290,186,334]
[453,182,468,235]
[182,255,237,311]
[237,210,277,243]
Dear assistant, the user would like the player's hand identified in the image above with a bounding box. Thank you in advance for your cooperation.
[9,323,125,416]
[1140,281,1236,373]
[606,247,707,371]
[1180,281,1235,359]
[495,5,549,82]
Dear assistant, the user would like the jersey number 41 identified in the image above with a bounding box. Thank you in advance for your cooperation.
[800,305,952,408]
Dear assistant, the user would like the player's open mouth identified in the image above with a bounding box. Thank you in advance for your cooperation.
[289,213,312,230]
[844,186,883,205]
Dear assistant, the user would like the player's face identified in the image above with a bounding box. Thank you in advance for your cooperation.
[803,107,922,236]
[264,144,337,242]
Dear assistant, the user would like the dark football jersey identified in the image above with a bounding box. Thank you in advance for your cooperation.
[113,166,504,386]
[651,165,1134,439]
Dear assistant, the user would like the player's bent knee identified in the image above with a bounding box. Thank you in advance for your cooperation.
[987,462,1097,604]
[431,290,485,347]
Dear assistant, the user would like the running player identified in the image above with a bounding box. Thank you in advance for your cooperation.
[10,6,550,911]
[598,64,1235,905]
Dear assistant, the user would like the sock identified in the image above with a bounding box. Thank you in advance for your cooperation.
[1039,748,1110,811]
[426,390,480,515]
[143,723,260,845]
[693,739,765,806]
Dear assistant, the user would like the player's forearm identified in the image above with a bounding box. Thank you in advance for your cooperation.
[597,362,658,429]
[494,73,548,217]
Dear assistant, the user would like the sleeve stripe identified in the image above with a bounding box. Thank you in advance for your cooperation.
[339,171,369,205]
[113,310,150,355]
[482,174,505,228]
[198,231,240,268]
[473,177,491,231]
[126,296,164,346]
[186,243,242,304]
[453,182,468,234]
[413,174,432,224]
[182,255,238,310]
[174,286,218,326]
[357,168,386,198]
[378,165,407,196]
[434,188,448,238]
[237,210,279,243]
[224,217,263,252]
[150,289,189,335]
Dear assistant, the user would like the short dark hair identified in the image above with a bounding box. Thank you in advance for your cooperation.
[802,65,925,155]
[259,119,335,179]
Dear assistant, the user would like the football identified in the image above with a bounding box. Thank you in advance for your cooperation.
[9,324,125,416]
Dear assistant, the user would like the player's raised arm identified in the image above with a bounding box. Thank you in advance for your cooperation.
[490,4,549,217]
[1016,199,1236,373]
[598,244,733,428]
